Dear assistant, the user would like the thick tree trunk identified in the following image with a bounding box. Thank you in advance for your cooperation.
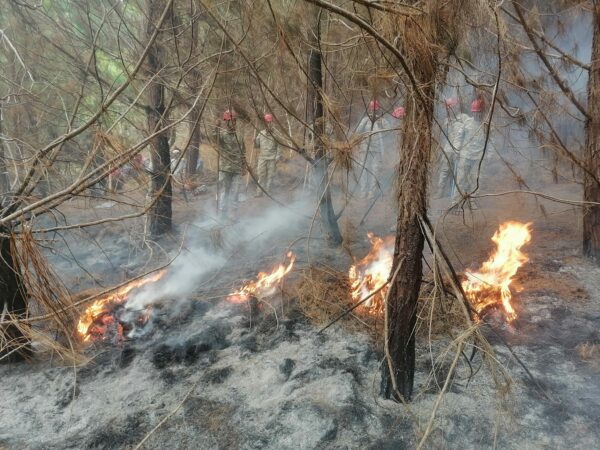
[381,100,434,401]
[584,5,600,260]
[0,230,31,362]
[307,10,342,246]
[146,0,172,237]
[381,16,437,401]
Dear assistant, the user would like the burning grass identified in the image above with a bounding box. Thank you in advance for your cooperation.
[462,221,532,321]
[228,252,296,304]
[76,270,167,343]
[295,265,465,342]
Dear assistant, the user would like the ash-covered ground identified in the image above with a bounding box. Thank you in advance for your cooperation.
[2,158,600,449]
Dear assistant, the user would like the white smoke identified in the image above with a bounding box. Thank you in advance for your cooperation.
[125,197,313,311]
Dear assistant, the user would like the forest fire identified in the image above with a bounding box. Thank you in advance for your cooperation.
[349,233,394,314]
[77,270,167,342]
[228,252,296,303]
[462,221,532,321]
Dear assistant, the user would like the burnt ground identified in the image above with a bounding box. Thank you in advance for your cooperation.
[2,153,600,449]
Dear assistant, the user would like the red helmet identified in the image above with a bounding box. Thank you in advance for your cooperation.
[368,100,381,111]
[471,99,484,112]
[264,113,273,123]
[444,97,459,108]
[223,109,237,121]
[392,106,406,119]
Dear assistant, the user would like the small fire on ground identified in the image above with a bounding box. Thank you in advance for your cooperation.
[349,233,394,314]
[348,222,531,321]
[228,252,296,303]
[77,270,167,343]
[462,221,532,321]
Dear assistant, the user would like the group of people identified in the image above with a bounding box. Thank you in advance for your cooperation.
[213,109,283,214]
[211,95,486,217]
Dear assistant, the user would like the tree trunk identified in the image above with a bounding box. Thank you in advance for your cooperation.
[0,230,31,362]
[146,0,173,237]
[0,108,9,198]
[186,103,202,176]
[381,18,437,402]
[307,9,342,246]
[584,5,600,260]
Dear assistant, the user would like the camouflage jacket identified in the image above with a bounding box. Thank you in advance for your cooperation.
[214,127,246,174]
[441,113,469,155]
[254,129,280,160]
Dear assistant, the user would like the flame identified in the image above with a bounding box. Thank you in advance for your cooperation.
[228,252,296,303]
[77,270,167,342]
[461,221,532,321]
[349,233,394,314]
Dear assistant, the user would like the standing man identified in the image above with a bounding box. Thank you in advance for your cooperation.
[214,109,246,215]
[437,97,470,199]
[453,98,486,209]
[355,99,388,198]
[254,113,280,197]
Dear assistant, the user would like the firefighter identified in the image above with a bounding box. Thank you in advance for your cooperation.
[453,98,486,208]
[437,97,470,199]
[355,99,389,198]
[254,113,280,197]
[214,109,246,214]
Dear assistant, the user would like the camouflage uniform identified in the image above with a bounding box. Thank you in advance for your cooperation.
[438,112,469,198]
[214,126,246,212]
[355,115,389,196]
[254,128,280,195]
[453,117,486,202]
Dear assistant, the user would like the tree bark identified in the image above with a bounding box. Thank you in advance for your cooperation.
[186,103,202,176]
[584,4,600,260]
[307,9,342,246]
[381,16,437,402]
[0,107,10,198]
[146,0,173,237]
[0,230,31,362]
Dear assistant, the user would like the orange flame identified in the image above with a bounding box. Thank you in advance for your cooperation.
[228,252,296,303]
[77,270,167,342]
[461,221,532,321]
[349,233,394,314]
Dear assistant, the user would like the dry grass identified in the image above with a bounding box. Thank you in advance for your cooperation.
[416,280,467,338]
[294,265,382,337]
[294,265,467,344]
[1,229,86,365]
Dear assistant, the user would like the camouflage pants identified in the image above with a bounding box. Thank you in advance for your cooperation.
[256,158,276,195]
[358,152,382,195]
[218,171,241,212]
[453,158,478,202]
[437,151,458,198]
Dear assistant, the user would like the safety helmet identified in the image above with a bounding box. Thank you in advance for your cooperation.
[444,97,459,108]
[264,113,273,123]
[471,99,484,113]
[368,100,381,111]
[392,106,406,119]
[223,109,237,121]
